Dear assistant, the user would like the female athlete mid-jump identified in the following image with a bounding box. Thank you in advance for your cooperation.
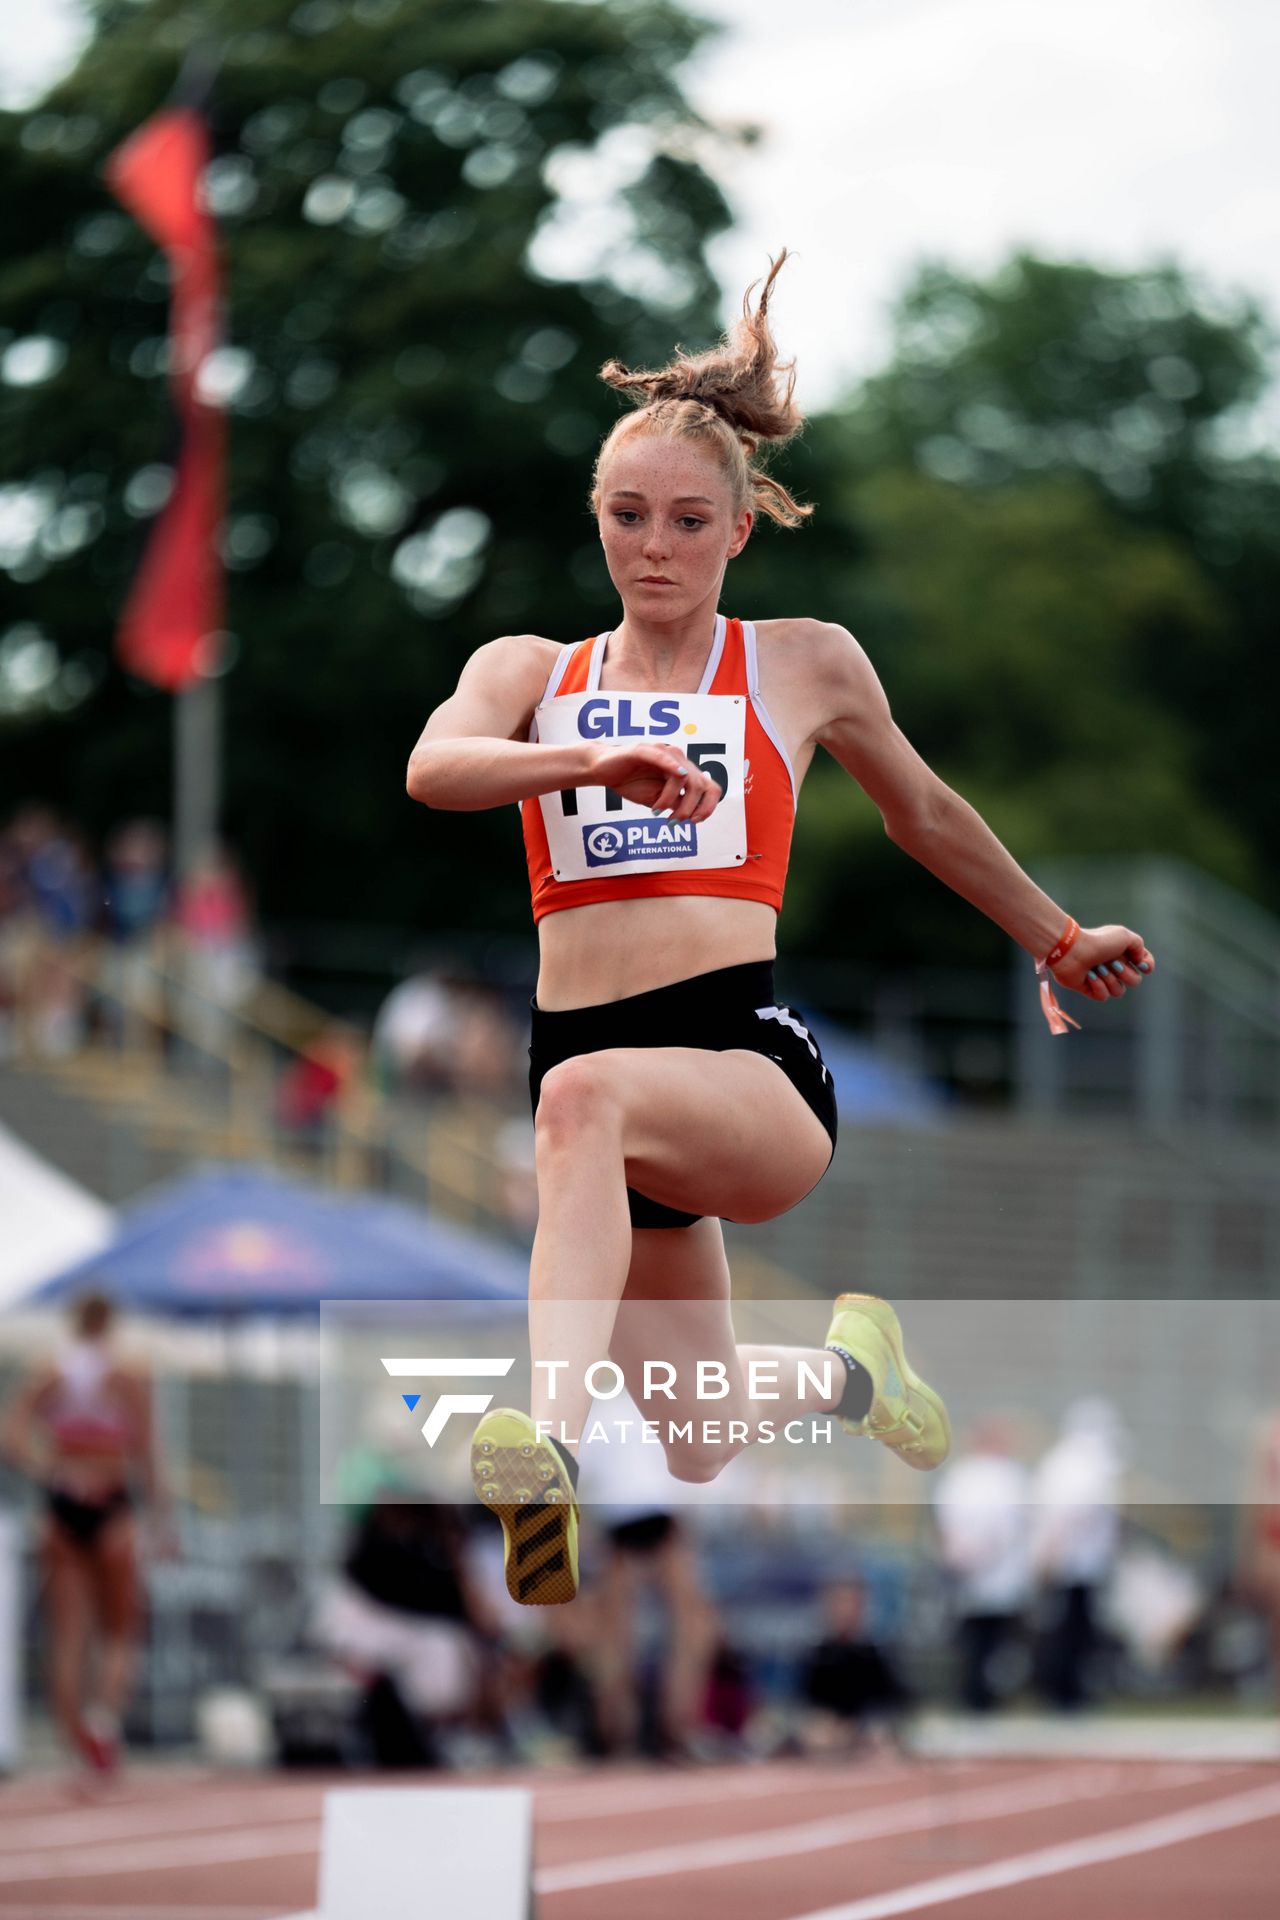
[407,251,1155,1606]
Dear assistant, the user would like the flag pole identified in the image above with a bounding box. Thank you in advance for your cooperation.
[107,59,226,1049]
[106,64,225,900]
[173,670,221,890]
[172,44,224,900]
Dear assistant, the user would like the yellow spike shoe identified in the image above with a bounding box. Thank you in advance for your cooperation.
[824,1294,951,1471]
[471,1408,580,1605]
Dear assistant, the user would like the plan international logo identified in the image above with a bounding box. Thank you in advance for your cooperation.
[583,819,697,865]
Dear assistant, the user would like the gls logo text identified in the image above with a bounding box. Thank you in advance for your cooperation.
[381,1356,515,1446]
[576,698,681,739]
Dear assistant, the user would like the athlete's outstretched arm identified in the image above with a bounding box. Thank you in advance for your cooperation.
[406,633,719,818]
[809,622,1152,1000]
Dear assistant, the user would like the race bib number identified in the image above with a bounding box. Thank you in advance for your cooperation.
[534,691,747,882]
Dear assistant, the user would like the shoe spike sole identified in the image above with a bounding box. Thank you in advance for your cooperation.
[471,1413,578,1606]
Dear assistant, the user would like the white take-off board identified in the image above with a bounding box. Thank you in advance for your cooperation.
[303,1786,535,1919]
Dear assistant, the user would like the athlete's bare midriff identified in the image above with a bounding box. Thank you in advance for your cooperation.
[535,894,778,1009]
[47,1450,133,1501]
[533,617,822,1010]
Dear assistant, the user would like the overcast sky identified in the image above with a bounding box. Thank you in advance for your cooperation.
[5,0,1278,416]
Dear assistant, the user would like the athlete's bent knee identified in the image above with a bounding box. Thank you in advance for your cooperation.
[535,1056,622,1146]
[663,1435,747,1485]
[664,1448,726,1486]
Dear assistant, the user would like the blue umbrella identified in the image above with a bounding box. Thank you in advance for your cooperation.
[28,1163,528,1316]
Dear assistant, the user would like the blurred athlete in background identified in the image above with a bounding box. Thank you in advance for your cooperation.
[1,1288,177,1777]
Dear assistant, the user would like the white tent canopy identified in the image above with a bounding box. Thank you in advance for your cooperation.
[0,1120,114,1314]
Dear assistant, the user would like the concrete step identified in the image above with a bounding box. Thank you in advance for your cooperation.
[0,1064,192,1203]
[913,1709,1280,1763]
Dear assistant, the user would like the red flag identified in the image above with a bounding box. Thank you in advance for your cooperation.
[107,108,224,690]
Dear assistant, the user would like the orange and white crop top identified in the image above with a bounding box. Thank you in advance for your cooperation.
[520,613,797,924]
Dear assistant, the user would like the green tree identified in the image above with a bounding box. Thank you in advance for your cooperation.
[780,467,1255,966]
[821,253,1280,919]
[0,0,737,945]
[5,31,1276,991]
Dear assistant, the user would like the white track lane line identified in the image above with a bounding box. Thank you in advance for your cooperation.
[0,1788,345,1854]
[0,1909,278,1919]
[0,1761,1222,1891]
[0,1759,943,1853]
[536,1759,935,1822]
[532,1763,1168,1895]
[0,1777,889,1881]
[0,1822,322,1885]
[781,1779,1280,1920]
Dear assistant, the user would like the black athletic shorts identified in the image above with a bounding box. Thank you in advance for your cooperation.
[46,1484,133,1550]
[527,959,837,1230]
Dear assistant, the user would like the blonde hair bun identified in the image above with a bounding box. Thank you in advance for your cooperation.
[590,250,814,530]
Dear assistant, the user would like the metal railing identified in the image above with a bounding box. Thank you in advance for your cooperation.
[3,924,525,1236]
[5,857,1277,1305]
[1016,856,1280,1132]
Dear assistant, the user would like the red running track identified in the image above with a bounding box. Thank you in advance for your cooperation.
[0,1752,1276,1919]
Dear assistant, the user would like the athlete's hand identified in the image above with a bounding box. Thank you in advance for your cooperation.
[581,740,722,823]
[1047,924,1155,1002]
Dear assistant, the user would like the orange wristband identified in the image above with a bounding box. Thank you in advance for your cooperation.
[1042,915,1080,968]
[1034,914,1082,1037]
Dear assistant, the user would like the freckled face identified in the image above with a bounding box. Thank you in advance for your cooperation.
[596,434,752,615]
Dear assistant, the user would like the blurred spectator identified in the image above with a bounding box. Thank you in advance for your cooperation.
[274,1022,361,1151]
[451,980,521,1099]
[701,1637,754,1752]
[464,1532,606,1763]
[522,1605,607,1762]
[314,1497,498,1769]
[933,1416,1033,1711]
[372,966,522,1100]
[1104,1538,1203,1679]
[101,819,169,1045]
[26,817,98,942]
[7,808,101,1055]
[0,824,28,1058]
[171,843,261,1053]
[796,1577,911,1755]
[1238,1412,1280,1701]
[372,968,457,1093]
[576,1405,720,1759]
[587,1510,720,1758]
[103,818,168,946]
[1031,1398,1125,1710]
